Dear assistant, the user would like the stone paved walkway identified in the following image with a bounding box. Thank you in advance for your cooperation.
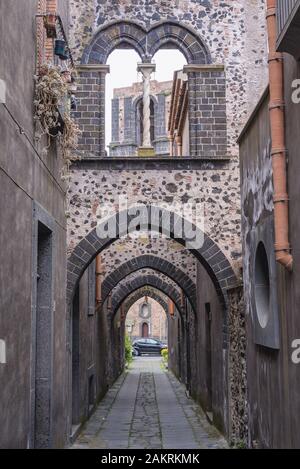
[71,358,227,449]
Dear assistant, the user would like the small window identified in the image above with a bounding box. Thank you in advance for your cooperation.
[254,242,270,329]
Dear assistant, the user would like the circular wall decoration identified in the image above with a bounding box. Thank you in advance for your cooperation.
[254,241,270,329]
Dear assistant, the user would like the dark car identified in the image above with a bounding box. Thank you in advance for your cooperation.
[132,338,167,356]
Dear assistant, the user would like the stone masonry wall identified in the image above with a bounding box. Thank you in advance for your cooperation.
[99,236,197,282]
[68,167,243,273]
[69,0,268,153]
[67,0,268,275]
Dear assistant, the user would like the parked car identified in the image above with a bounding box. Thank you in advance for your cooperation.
[132,338,168,356]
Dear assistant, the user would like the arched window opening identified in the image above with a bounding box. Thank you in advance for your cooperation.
[106,48,187,158]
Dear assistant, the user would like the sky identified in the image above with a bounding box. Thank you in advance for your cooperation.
[105,49,186,150]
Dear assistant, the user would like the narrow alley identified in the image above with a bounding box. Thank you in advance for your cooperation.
[1,0,300,452]
[71,358,227,450]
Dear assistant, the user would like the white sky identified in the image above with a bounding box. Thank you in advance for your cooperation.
[105,49,186,150]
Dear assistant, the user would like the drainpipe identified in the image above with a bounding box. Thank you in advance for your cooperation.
[266,0,293,271]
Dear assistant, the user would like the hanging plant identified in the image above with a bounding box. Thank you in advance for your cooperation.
[34,64,68,141]
[34,64,81,179]
[59,113,81,180]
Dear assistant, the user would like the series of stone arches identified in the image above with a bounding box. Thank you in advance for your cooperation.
[123,287,170,317]
[101,255,196,311]
[68,17,237,444]
[67,207,237,309]
[110,273,185,318]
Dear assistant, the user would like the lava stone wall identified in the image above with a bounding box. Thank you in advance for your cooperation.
[67,167,243,274]
[99,237,197,283]
[69,0,268,153]
[67,0,269,274]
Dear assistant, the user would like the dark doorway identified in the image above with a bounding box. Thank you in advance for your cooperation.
[33,222,53,448]
[72,287,80,426]
[205,303,213,411]
[142,322,149,338]
[186,303,192,394]
[88,374,95,415]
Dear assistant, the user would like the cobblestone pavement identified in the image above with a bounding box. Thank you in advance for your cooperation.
[71,358,228,449]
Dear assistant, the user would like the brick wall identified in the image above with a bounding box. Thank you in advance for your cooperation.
[187,66,227,159]
[36,0,57,72]
[75,68,107,158]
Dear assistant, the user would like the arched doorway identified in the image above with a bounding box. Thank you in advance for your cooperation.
[142,322,149,338]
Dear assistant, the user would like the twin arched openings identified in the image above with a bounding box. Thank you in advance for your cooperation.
[75,20,228,160]
[81,20,211,66]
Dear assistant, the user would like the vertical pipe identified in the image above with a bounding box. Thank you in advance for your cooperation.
[266,0,293,271]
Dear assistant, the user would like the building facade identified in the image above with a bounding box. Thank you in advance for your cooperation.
[239,0,300,448]
[125,297,168,342]
[110,80,172,157]
[0,0,70,449]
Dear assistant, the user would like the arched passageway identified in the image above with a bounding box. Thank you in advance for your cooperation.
[68,207,237,445]
[68,15,240,449]
[67,206,236,308]
[101,254,197,311]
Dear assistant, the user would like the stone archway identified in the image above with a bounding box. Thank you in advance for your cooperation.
[81,20,211,65]
[110,274,184,317]
[74,18,226,159]
[67,206,237,310]
[101,255,196,311]
[124,287,170,317]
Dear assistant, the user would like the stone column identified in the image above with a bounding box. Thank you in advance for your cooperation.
[137,63,156,157]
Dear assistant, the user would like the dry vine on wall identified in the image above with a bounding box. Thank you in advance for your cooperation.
[34,64,81,180]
